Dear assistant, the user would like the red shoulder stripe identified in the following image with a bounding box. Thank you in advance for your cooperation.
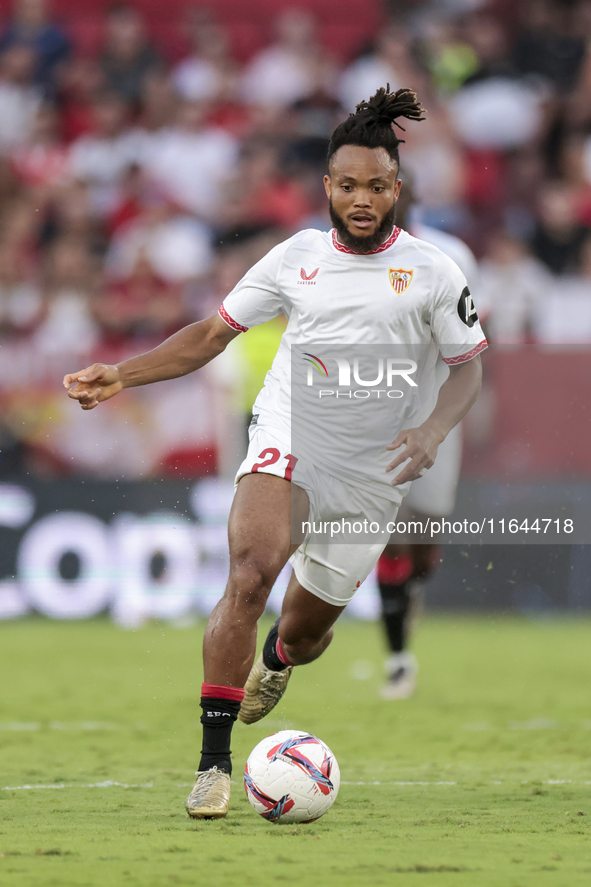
[442,340,488,365]
[219,304,248,333]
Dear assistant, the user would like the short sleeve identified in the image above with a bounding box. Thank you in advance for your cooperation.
[218,242,286,333]
[429,254,488,365]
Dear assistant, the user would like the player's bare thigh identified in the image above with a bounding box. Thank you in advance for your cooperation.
[227,473,310,584]
[203,475,309,686]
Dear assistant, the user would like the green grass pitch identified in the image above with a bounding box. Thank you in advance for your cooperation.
[1,614,590,886]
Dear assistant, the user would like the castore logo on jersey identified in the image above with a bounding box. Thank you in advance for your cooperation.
[299,267,319,284]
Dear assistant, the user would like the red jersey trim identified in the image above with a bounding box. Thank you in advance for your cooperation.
[442,339,488,365]
[219,304,248,333]
[331,227,401,255]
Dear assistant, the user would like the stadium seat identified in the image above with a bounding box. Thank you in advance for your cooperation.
[66,18,104,58]
[225,23,268,64]
[319,23,379,63]
[37,0,382,66]
[159,445,218,478]
[50,0,105,15]
[146,20,191,63]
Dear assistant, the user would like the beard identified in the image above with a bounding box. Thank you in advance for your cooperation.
[329,199,397,253]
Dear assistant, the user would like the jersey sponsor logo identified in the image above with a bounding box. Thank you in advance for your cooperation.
[299,267,319,285]
[389,268,413,294]
[457,287,479,327]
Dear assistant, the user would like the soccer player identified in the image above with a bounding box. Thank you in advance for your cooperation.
[376,175,482,700]
[63,87,487,820]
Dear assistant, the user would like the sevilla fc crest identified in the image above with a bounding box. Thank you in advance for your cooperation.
[389,268,413,294]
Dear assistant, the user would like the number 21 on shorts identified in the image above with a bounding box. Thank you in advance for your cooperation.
[252,448,298,481]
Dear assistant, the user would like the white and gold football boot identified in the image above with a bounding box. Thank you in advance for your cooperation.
[238,653,293,725]
[185,767,231,819]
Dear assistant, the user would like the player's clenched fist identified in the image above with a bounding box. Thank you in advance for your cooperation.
[62,363,123,410]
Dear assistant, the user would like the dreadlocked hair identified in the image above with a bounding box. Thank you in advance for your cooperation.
[327,85,426,167]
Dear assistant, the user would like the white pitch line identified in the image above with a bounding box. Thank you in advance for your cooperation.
[3,779,589,792]
[0,723,39,731]
[4,780,457,791]
[341,781,457,786]
[0,722,123,732]
[463,720,591,731]
[324,779,589,787]
[2,781,153,791]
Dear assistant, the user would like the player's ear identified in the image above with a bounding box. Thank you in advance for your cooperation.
[394,178,402,201]
[323,174,331,200]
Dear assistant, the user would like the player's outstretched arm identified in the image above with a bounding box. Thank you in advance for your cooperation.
[386,356,482,486]
[63,315,240,410]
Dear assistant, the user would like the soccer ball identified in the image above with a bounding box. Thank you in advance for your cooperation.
[244,729,340,824]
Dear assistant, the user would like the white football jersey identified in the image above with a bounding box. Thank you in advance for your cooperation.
[412,223,480,297]
[220,227,486,498]
[410,222,481,392]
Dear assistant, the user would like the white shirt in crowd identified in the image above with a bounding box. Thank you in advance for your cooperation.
[140,127,238,219]
[240,47,333,108]
[534,275,591,344]
[0,281,43,330]
[479,254,549,344]
[68,129,145,215]
[338,56,403,112]
[106,214,213,282]
[173,57,224,102]
[0,81,41,152]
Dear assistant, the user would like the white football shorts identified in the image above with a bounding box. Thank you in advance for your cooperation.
[235,422,403,606]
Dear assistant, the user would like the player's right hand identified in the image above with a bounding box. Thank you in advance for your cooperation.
[62,364,123,410]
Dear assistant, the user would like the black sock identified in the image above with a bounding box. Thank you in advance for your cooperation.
[379,582,412,653]
[199,697,241,774]
[262,618,288,671]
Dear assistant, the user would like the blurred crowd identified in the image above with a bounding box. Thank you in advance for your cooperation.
[1,0,591,478]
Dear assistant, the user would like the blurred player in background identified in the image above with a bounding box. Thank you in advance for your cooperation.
[236,312,286,441]
[63,87,486,820]
[377,172,481,700]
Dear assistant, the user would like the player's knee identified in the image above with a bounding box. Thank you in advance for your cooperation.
[226,560,281,613]
[281,621,319,649]
[280,622,333,662]
[281,636,315,661]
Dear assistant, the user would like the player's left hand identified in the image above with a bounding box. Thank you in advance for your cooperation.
[385,423,443,486]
